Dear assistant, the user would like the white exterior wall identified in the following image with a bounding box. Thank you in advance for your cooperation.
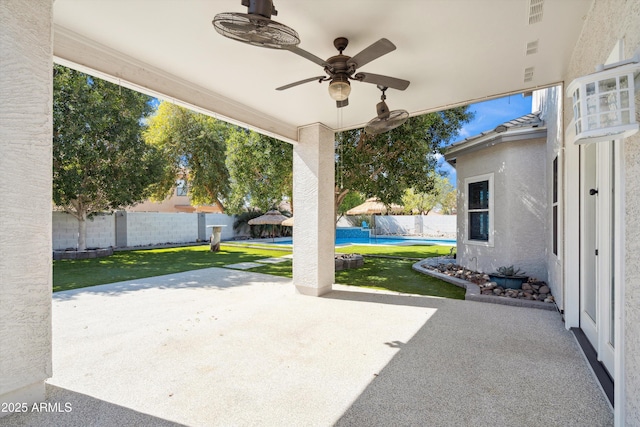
[370,215,456,237]
[456,138,547,281]
[563,0,640,423]
[204,213,235,241]
[623,93,640,426]
[534,86,564,309]
[52,212,116,250]
[0,0,52,409]
[125,213,199,247]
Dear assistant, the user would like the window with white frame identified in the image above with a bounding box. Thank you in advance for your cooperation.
[465,173,493,245]
[176,179,188,196]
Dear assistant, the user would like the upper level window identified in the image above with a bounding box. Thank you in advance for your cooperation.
[176,179,188,196]
[465,173,494,246]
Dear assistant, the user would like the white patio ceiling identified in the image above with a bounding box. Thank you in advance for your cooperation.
[53,0,592,142]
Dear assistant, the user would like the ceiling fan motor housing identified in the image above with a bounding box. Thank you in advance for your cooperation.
[326,54,352,75]
[376,100,391,120]
[333,37,349,53]
[242,0,277,18]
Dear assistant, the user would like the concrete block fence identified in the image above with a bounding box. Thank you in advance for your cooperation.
[53,212,116,250]
[53,211,236,250]
[366,215,456,237]
[53,212,455,250]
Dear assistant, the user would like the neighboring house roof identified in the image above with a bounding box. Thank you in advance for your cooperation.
[173,204,224,214]
[444,111,546,166]
[127,192,224,214]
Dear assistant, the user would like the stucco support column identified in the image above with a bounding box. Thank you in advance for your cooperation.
[0,0,53,410]
[293,123,335,296]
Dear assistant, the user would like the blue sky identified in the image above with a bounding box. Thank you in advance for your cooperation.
[438,93,533,184]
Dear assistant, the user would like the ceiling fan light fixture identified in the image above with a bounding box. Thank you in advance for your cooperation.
[328,78,351,101]
[275,37,410,108]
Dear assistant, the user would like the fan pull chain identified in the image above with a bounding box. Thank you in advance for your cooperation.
[336,107,344,190]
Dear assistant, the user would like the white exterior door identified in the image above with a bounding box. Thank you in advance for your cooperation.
[579,140,619,377]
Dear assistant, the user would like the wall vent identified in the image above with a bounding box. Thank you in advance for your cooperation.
[526,40,539,55]
[528,0,544,24]
[524,67,535,82]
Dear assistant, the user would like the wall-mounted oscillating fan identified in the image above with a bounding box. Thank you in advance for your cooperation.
[365,86,409,135]
[212,0,300,49]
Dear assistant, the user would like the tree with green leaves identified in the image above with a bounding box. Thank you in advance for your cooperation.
[336,191,365,221]
[402,173,456,215]
[441,188,457,214]
[53,64,164,251]
[144,102,231,210]
[225,127,293,214]
[334,107,473,214]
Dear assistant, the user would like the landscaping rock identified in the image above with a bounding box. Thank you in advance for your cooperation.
[421,262,555,305]
[53,248,114,260]
[335,254,364,271]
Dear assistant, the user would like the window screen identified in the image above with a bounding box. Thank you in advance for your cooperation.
[468,180,489,241]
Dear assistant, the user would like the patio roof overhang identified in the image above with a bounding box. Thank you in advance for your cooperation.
[52,0,593,142]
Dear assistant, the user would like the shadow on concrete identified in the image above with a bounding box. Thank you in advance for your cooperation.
[0,384,187,427]
[53,268,291,301]
[333,298,614,427]
[323,289,448,309]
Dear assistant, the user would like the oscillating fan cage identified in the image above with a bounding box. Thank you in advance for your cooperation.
[365,110,409,135]
[213,13,299,49]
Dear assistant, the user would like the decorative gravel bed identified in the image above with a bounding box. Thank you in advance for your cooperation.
[412,257,557,310]
[422,261,555,304]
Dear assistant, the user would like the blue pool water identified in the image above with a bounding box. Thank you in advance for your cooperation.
[272,237,456,246]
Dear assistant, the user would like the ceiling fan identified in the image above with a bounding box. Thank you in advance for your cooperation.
[213,1,410,108]
[364,86,409,135]
[277,37,410,108]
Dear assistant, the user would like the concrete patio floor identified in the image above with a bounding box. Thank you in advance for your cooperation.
[1,268,612,426]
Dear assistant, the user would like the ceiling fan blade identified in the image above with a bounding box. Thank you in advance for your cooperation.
[337,98,349,108]
[276,76,326,91]
[347,38,396,69]
[285,46,330,67]
[354,72,410,91]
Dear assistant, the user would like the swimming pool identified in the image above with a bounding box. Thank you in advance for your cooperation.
[271,236,456,246]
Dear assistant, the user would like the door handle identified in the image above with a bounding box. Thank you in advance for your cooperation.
[589,188,598,196]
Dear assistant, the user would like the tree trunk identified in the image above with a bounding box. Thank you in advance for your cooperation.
[334,187,350,225]
[77,211,87,251]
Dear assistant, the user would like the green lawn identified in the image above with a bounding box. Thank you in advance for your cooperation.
[53,243,464,300]
[335,244,452,258]
[252,244,464,299]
